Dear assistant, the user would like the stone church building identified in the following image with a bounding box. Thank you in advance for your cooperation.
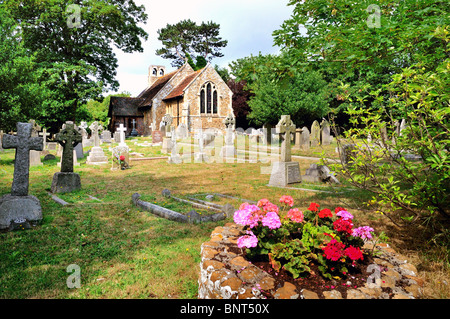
[108,62,234,136]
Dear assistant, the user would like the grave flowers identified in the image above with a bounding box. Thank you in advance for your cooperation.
[119,155,126,170]
[233,197,375,280]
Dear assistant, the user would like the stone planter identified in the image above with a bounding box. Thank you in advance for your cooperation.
[198,223,424,299]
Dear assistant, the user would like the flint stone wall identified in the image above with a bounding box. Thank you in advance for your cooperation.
[198,223,424,299]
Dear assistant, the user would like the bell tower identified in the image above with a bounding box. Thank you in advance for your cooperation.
[148,65,166,87]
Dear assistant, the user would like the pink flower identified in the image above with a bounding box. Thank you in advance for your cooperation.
[279,195,294,207]
[239,202,250,210]
[237,231,258,248]
[352,226,374,240]
[261,211,281,230]
[336,210,354,220]
[233,205,262,228]
[287,208,304,223]
[262,202,279,214]
[257,198,270,207]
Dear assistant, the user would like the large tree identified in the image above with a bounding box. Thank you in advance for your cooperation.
[0,9,48,132]
[156,19,228,68]
[1,0,148,132]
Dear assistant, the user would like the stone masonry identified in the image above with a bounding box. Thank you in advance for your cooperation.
[198,223,424,299]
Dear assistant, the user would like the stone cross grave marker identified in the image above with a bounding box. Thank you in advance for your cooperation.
[268,115,301,187]
[39,128,50,150]
[1,122,44,231]
[277,115,296,162]
[117,123,127,148]
[130,119,138,136]
[52,121,82,193]
[90,121,100,147]
[2,122,43,196]
[55,121,81,173]
[221,114,237,158]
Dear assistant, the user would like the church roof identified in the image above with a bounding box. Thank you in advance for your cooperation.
[136,70,178,106]
[163,69,203,101]
[108,96,145,117]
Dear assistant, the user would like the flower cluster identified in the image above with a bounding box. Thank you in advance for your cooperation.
[352,226,375,240]
[237,230,258,249]
[287,208,304,223]
[233,198,376,280]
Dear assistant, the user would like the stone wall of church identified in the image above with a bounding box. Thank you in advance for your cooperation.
[183,65,233,133]
[148,64,195,131]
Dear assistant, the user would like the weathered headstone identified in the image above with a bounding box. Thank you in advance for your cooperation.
[268,115,301,187]
[399,118,407,136]
[168,128,182,164]
[39,128,50,150]
[29,120,43,167]
[321,119,331,146]
[111,145,130,170]
[152,130,163,144]
[101,130,112,143]
[293,128,301,150]
[340,144,357,166]
[162,114,173,137]
[302,164,339,184]
[311,120,320,147]
[176,123,188,139]
[86,121,108,165]
[300,127,310,151]
[0,130,4,151]
[220,114,237,158]
[52,121,82,193]
[194,130,209,163]
[0,122,43,231]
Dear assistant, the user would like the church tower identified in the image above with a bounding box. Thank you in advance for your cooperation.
[148,65,166,87]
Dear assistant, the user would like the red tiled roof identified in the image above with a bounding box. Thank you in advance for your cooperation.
[136,70,178,106]
[163,69,203,101]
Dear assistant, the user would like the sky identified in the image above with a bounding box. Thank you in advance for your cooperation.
[109,0,293,97]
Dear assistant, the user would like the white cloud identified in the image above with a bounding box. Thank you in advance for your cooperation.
[108,0,292,96]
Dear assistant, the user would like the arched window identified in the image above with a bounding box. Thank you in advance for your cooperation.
[159,69,165,76]
[200,82,218,115]
[152,68,157,76]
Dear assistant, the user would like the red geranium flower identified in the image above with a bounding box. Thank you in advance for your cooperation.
[308,202,320,212]
[318,208,333,218]
[119,155,125,161]
[335,207,346,214]
[344,246,364,261]
[323,239,345,261]
[333,218,353,235]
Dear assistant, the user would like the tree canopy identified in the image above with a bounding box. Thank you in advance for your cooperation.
[156,19,228,68]
[0,0,148,133]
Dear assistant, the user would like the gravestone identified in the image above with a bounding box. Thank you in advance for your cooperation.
[29,120,43,167]
[101,130,112,143]
[47,142,57,151]
[0,122,43,231]
[168,128,182,164]
[302,164,339,184]
[220,114,237,158]
[268,115,301,187]
[194,130,209,163]
[321,119,331,146]
[399,118,407,136]
[162,114,173,137]
[310,120,321,147]
[0,130,3,151]
[340,144,357,166]
[86,121,108,165]
[176,123,188,139]
[152,130,163,144]
[130,119,139,137]
[380,123,388,143]
[293,128,301,150]
[39,128,50,151]
[300,127,310,151]
[111,145,130,170]
[52,121,82,193]
[116,124,128,148]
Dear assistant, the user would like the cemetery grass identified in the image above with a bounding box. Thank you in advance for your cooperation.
[0,138,449,299]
